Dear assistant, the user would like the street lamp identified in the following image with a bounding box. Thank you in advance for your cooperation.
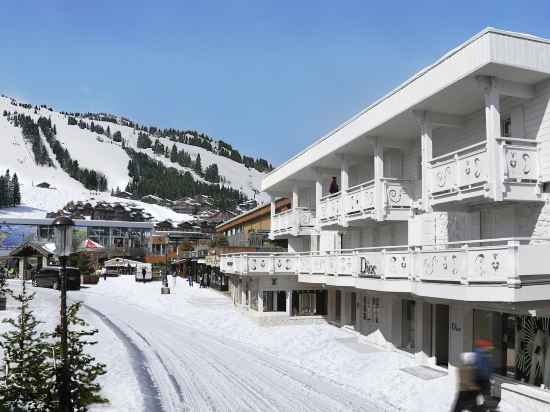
[52,216,74,412]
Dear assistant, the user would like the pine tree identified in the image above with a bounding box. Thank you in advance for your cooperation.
[0,175,6,207]
[0,281,55,411]
[4,170,13,207]
[11,173,21,206]
[194,154,202,175]
[51,302,107,410]
[170,144,178,163]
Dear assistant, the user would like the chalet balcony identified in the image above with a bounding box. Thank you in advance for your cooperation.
[429,138,540,206]
[318,178,413,228]
[270,207,317,238]
[318,192,343,226]
[220,238,550,302]
[220,252,298,276]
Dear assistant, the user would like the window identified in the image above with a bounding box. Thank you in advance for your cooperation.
[502,117,512,137]
[362,296,380,323]
[263,291,274,312]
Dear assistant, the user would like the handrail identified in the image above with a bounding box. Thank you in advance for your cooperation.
[430,141,486,164]
[380,177,412,183]
[220,237,550,257]
[320,191,342,201]
[347,179,375,193]
[496,137,538,145]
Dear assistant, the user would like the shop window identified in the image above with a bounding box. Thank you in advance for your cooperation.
[298,292,316,315]
[474,310,550,386]
[263,291,274,312]
[362,296,380,323]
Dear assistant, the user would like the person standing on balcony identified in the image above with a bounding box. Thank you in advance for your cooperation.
[329,176,339,194]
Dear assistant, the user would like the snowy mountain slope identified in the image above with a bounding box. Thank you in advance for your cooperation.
[0,96,268,201]
[1,95,277,222]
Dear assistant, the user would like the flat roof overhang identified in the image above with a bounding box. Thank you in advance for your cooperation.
[262,28,550,195]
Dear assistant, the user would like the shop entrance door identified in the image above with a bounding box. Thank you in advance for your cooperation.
[435,304,449,367]
[335,290,341,322]
[350,292,357,325]
[276,291,287,312]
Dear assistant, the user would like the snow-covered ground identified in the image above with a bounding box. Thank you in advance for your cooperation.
[0,278,521,411]
[0,95,269,223]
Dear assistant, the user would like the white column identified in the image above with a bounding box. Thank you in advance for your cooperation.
[291,184,299,209]
[374,138,385,221]
[270,197,276,218]
[286,289,292,316]
[18,259,25,278]
[420,112,433,212]
[480,76,503,201]
[315,171,322,221]
[340,161,349,227]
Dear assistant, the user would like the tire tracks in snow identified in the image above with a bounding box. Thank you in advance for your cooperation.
[82,304,166,412]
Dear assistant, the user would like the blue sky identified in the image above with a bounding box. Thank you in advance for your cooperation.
[2,1,550,165]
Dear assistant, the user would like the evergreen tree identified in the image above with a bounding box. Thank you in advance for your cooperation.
[51,302,107,410]
[194,154,202,175]
[106,126,111,138]
[204,163,219,183]
[170,144,178,163]
[4,169,12,207]
[11,173,21,206]
[0,281,55,411]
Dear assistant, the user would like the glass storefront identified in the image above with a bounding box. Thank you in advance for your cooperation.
[474,310,550,387]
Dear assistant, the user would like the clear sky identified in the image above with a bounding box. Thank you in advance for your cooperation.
[2,1,550,165]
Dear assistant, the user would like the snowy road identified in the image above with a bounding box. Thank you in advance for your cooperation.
[78,287,382,412]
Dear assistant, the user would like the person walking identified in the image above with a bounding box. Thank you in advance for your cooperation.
[474,339,495,409]
[452,352,482,412]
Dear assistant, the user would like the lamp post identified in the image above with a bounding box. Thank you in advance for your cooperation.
[53,216,74,412]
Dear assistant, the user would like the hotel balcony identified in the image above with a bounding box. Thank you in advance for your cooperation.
[220,252,298,276]
[318,178,414,228]
[429,138,541,206]
[220,237,550,302]
[270,207,317,238]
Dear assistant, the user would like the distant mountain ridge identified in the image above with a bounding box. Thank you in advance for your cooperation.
[0,95,271,221]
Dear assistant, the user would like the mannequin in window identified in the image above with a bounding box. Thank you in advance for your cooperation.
[329,177,339,194]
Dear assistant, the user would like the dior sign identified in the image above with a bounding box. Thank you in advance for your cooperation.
[360,257,377,277]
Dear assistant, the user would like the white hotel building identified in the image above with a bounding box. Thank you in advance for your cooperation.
[221,28,550,409]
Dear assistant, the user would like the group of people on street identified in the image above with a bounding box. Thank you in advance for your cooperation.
[187,273,209,288]
[452,340,499,412]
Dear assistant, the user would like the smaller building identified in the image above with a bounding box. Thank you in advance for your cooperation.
[216,199,290,248]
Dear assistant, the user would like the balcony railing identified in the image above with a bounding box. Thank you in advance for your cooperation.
[429,139,540,205]
[344,180,375,217]
[220,252,298,275]
[220,238,550,288]
[321,178,412,225]
[271,207,316,237]
[318,192,342,224]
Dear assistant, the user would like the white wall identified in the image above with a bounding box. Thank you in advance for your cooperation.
[432,109,485,157]
[356,221,408,248]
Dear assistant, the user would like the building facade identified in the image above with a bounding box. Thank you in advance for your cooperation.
[218,200,330,321]
[220,29,550,409]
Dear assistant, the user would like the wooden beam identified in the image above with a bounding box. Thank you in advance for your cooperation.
[476,75,535,99]
[413,110,465,129]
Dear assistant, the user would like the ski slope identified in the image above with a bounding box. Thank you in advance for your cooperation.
[0,95,269,221]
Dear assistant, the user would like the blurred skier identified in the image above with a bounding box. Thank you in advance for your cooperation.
[452,352,481,412]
